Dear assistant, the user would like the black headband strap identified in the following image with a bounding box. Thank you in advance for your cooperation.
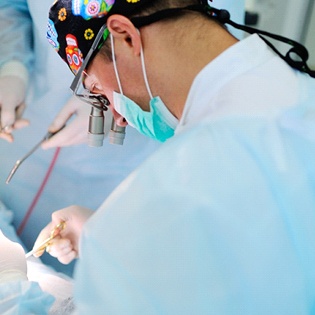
[210,7,315,78]
[130,4,208,28]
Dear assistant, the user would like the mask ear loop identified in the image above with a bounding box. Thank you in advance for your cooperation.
[111,30,154,99]
[110,33,124,94]
[137,30,154,100]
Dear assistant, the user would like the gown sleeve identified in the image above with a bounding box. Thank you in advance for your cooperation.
[0,0,33,82]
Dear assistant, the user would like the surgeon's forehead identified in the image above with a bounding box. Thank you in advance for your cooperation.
[86,51,115,87]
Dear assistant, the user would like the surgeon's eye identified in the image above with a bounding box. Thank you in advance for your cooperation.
[81,71,89,89]
[82,71,103,94]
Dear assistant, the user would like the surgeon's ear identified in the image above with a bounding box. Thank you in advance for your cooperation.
[107,15,141,56]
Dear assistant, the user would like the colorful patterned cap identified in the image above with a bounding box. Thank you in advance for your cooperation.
[47,0,153,74]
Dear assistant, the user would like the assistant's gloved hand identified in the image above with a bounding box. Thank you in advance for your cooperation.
[0,230,27,283]
[33,206,93,264]
[0,61,30,142]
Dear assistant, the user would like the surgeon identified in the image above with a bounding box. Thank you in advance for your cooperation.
[0,0,161,275]
[2,0,315,313]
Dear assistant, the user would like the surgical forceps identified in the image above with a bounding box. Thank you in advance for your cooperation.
[5,127,64,184]
[25,221,66,258]
[0,105,25,133]
[0,124,13,133]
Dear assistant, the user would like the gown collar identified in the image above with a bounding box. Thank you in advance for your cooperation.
[177,34,276,132]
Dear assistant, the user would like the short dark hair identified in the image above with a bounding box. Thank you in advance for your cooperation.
[99,0,202,61]
[130,0,200,17]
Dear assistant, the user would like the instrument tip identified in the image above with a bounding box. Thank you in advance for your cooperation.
[5,161,21,184]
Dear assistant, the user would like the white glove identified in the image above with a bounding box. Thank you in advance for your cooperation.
[0,61,29,142]
[33,206,93,264]
[0,230,27,283]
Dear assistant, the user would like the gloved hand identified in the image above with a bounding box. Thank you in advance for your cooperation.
[0,75,29,142]
[33,205,93,264]
[41,95,111,148]
[0,230,27,283]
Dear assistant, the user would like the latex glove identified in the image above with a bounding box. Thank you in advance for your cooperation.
[33,206,93,264]
[0,230,27,283]
[0,75,29,142]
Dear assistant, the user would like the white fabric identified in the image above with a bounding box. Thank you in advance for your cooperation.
[75,35,315,314]
[0,227,27,285]
[179,34,298,129]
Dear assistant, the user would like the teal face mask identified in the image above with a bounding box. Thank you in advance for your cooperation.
[110,33,178,142]
[113,92,177,142]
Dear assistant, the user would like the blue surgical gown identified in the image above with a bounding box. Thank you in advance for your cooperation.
[74,35,315,314]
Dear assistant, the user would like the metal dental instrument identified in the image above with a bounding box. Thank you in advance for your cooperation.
[5,127,64,184]
[25,221,66,259]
